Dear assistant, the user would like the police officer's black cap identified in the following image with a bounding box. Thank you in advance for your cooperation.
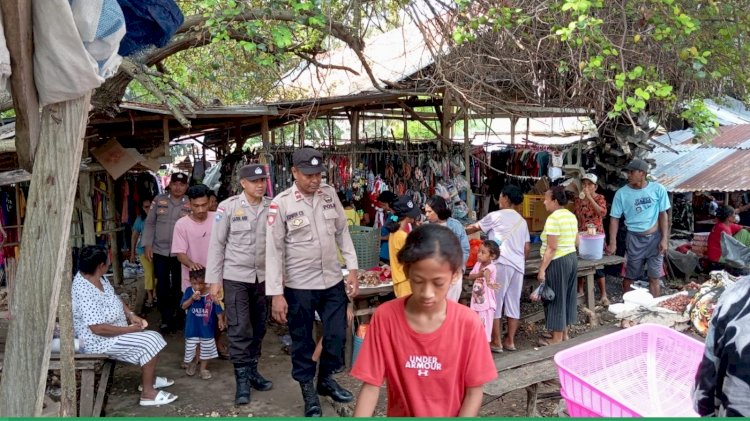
[170,172,188,184]
[239,164,268,181]
[392,196,422,219]
[292,147,325,175]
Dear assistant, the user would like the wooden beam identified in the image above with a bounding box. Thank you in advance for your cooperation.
[0,93,91,416]
[162,117,171,159]
[261,116,269,150]
[398,101,451,147]
[298,120,305,147]
[57,241,76,417]
[1,0,41,171]
[463,106,473,217]
[106,175,122,285]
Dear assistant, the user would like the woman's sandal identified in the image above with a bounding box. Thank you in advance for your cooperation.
[185,361,198,377]
[139,390,178,407]
[200,369,212,380]
[137,376,174,392]
[541,332,553,340]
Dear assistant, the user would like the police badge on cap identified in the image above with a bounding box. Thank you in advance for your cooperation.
[170,172,188,184]
[292,148,325,175]
[239,164,268,181]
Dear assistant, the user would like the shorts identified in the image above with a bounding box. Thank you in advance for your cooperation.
[105,330,166,366]
[625,231,664,280]
[184,337,219,362]
[494,264,523,319]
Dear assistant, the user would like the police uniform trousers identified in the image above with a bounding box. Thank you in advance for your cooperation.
[153,253,183,329]
[224,278,267,366]
[285,281,348,383]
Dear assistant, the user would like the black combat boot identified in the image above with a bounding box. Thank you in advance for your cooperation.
[247,359,273,391]
[299,381,322,417]
[234,366,251,405]
[317,374,353,403]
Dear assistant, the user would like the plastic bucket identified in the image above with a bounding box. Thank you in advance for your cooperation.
[579,233,605,260]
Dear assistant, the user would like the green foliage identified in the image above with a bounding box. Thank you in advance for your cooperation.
[450,0,749,139]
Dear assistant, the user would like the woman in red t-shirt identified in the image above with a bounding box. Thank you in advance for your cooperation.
[706,206,745,263]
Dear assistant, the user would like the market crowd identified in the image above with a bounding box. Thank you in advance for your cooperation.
[70,148,748,417]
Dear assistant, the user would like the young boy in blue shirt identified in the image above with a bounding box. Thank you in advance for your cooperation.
[181,269,225,379]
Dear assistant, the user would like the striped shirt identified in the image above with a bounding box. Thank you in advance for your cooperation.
[540,209,578,259]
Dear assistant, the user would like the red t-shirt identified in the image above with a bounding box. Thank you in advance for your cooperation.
[574,194,608,234]
[706,222,743,262]
[350,297,498,417]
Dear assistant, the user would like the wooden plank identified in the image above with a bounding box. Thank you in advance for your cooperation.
[79,370,95,417]
[0,0,41,171]
[526,384,539,416]
[492,325,620,372]
[57,242,77,416]
[484,359,557,396]
[106,175,123,285]
[92,361,114,417]
[0,94,91,416]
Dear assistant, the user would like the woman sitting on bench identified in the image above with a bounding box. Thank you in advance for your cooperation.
[72,245,177,407]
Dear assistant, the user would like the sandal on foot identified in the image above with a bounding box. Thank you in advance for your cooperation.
[139,390,178,407]
[537,338,551,347]
[186,361,198,377]
[137,376,174,392]
[490,346,503,354]
[599,297,611,307]
[503,345,518,352]
[541,332,553,340]
[200,369,212,380]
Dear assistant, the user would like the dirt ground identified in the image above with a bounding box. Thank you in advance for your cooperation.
[100,274,672,417]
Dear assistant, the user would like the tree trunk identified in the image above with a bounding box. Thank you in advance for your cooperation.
[0,93,91,416]
[57,241,76,417]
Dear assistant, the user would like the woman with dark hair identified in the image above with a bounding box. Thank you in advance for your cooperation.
[465,184,530,352]
[425,195,470,301]
[533,186,579,346]
[386,196,422,297]
[378,191,398,263]
[72,245,177,406]
[706,205,749,265]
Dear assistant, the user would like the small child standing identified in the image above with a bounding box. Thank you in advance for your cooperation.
[181,269,225,380]
[468,240,500,343]
[351,224,497,417]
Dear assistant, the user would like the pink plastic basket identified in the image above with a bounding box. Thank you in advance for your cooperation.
[561,388,602,417]
[554,324,705,417]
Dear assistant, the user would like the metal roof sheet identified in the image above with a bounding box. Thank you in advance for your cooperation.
[651,147,735,191]
[693,124,750,149]
[675,150,750,192]
[704,98,750,126]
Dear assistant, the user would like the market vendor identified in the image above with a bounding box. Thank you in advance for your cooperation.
[572,173,609,305]
[706,205,750,266]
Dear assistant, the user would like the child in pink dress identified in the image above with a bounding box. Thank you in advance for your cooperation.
[469,240,500,342]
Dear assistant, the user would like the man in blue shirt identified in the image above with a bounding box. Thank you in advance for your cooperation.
[607,159,671,297]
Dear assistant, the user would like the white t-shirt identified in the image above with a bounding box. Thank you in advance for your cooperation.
[478,209,530,273]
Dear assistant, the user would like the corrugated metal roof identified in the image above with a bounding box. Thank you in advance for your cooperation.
[651,147,735,191]
[704,98,750,126]
[691,124,750,149]
[675,150,750,192]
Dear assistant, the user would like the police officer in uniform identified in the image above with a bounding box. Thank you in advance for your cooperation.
[266,148,359,417]
[142,172,190,333]
[206,164,273,405]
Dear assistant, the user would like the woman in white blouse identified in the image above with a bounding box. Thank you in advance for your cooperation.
[72,245,177,407]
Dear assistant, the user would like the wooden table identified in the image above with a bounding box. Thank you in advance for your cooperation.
[0,319,114,417]
[523,254,626,311]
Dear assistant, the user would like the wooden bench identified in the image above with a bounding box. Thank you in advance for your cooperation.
[482,325,620,416]
[0,320,115,417]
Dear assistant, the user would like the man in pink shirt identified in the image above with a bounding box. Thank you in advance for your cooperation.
[172,184,215,292]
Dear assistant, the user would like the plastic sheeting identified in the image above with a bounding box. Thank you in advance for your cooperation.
[721,233,750,268]
[117,0,184,56]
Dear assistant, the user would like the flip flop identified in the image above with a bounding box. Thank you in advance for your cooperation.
[540,332,553,340]
[490,346,503,354]
[139,390,178,407]
[137,376,175,392]
[503,345,518,352]
[537,338,551,347]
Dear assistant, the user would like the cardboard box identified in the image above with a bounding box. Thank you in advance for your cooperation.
[91,139,147,179]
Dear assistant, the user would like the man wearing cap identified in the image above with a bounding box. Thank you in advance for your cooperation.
[266,147,359,417]
[143,172,191,333]
[573,173,609,305]
[206,164,273,405]
[607,159,671,297]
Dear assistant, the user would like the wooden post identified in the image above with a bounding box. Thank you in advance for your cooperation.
[261,116,270,150]
[298,120,306,147]
[162,117,171,159]
[1,0,41,171]
[107,175,122,285]
[0,93,91,416]
[57,240,76,417]
[463,105,473,216]
[78,173,96,245]
[440,91,453,151]
[350,110,360,145]
[235,125,245,152]
[14,184,22,241]
[510,116,519,145]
